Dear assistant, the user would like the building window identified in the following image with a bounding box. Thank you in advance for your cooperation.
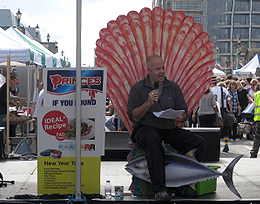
[219,15,231,25]
[233,28,249,39]
[251,42,260,48]
[193,16,201,23]
[175,2,181,9]
[233,15,249,25]
[252,15,260,25]
[225,1,233,12]
[167,1,175,9]
[194,2,201,10]
[219,29,231,39]
[170,1,201,11]
[251,28,260,39]
[235,0,250,11]
[252,1,260,11]
[219,42,230,53]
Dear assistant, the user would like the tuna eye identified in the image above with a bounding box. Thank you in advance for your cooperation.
[134,163,138,168]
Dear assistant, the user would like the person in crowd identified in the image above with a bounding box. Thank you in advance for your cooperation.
[250,83,260,158]
[249,79,258,99]
[117,115,127,131]
[240,80,246,88]
[218,81,227,88]
[225,79,231,88]
[192,88,217,127]
[227,80,241,140]
[245,78,252,92]
[105,101,122,131]
[226,74,233,80]
[127,54,205,201]
[105,102,116,131]
[236,81,253,123]
[211,77,232,152]
[188,110,198,127]
[217,76,221,83]
[0,75,17,127]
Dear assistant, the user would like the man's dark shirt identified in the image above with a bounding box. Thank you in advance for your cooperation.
[127,75,188,130]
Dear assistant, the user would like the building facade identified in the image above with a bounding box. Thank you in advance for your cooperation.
[153,0,260,71]
[0,8,58,54]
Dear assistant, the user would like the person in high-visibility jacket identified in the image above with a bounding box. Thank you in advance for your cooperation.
[250,83,260,158]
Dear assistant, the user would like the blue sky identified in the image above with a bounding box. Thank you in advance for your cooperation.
[1,0,152,67]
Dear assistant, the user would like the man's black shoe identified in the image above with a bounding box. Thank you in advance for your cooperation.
[250,154,257,158]
[29,129,35,133]
[154,190,171,201]
[223,146,229,152]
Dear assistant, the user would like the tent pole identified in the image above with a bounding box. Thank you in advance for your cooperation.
[26,66,30,137]
[6,55,10,154]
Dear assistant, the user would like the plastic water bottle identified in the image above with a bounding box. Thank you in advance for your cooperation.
[105,180,112,199]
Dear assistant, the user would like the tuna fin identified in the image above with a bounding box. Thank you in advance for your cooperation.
[222,155,243,198]
[185,148,197,160]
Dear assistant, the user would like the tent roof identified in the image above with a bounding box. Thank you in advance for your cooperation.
[234,54,260,75]
[0,61,26,66]
[213,68,225,76]
[0,27,31,63]
[6,27,62,68]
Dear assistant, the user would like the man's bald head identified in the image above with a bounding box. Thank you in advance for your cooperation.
[146,55,163,70]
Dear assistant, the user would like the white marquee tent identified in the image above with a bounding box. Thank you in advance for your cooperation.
[213,68,226,76]
[0,27,39,64]
[234,54,260,75]
[6,27,62,68]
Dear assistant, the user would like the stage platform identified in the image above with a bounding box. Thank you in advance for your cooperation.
[1,156,260,203]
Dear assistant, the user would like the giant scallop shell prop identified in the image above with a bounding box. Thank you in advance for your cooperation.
[95,7,215,134]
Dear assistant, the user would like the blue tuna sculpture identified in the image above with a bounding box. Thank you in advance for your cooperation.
[125,153,243,198]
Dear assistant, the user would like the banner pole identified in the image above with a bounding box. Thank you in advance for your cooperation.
[75,0,82,199]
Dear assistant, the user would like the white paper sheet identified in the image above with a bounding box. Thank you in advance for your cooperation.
[153,109,185,119]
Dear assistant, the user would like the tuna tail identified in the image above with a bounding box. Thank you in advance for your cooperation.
[222,155,243,198]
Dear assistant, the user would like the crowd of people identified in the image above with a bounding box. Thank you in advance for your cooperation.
[0,70,44,137]
[189,74,259,156]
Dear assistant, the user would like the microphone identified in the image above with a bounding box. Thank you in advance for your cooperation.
[154,82,159,90]
[154,82,159,102]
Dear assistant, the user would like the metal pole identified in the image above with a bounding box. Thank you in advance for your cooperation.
[6,55,10,154]
[26,66,30,137]
[75,0,82,199]
[216,46,219,69]
[237,39,241,70]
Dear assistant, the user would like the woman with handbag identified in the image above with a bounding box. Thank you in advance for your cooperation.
[192,88,217,127]
[228,80,242,140]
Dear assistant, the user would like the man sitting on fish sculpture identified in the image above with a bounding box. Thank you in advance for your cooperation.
[127,54,206,201]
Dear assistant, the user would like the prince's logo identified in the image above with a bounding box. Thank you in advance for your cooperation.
[50,74,101,90]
